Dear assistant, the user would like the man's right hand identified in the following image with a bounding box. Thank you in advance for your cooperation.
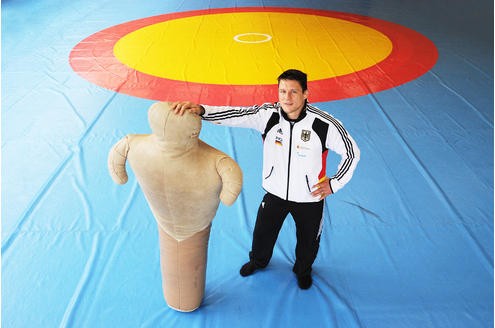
[171,101,205,116]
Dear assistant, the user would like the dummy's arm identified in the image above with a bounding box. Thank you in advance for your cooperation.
[108,136,131,185]
[216,156,243,206]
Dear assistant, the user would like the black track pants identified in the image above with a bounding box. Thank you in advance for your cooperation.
[249,193,324,277]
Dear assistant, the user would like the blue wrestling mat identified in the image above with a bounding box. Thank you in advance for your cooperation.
[2,1,493,327]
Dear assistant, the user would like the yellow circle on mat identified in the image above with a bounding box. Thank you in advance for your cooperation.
[114,12,393,85]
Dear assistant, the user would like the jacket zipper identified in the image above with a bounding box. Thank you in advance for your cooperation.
[305,175,312,193]
[264,166,274,179]
[286,122,295,200]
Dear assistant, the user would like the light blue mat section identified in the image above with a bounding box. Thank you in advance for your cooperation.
[2,1,493,327]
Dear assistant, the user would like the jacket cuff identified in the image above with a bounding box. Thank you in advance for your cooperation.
[329,178,343,194]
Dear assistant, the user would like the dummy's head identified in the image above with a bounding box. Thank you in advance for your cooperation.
[148,102,201,150]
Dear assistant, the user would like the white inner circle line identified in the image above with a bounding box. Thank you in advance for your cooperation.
[233,33,272,43]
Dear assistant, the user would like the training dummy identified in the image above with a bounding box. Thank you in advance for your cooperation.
[108,101,243,312]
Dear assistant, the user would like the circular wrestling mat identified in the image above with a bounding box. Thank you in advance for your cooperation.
[69,7,438,105]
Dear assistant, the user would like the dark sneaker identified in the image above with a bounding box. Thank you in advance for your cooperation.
[297,274,312,289]
[240,261,258,277]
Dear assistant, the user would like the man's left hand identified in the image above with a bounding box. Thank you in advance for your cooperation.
[311,177,333,200]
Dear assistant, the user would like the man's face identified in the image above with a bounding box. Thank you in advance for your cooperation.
[278,79,308,119]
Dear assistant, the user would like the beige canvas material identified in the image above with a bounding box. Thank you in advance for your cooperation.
[107,101,242,311]
[159,224,211,312]
[108,101,242,241]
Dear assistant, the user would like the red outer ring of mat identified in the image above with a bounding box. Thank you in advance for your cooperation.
[69,7,438,106]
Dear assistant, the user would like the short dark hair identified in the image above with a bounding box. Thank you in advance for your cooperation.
[277,69,308,91]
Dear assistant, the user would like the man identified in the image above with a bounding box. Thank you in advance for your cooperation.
[172,69,359,289]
